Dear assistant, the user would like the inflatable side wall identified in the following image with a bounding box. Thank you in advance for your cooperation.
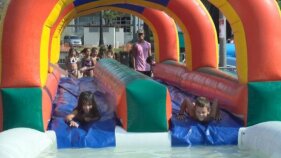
[0,68,61,132]
[153,61,247,121]
[95,59,171,132]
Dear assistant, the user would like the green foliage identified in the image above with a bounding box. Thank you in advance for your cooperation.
[103,10,127,25]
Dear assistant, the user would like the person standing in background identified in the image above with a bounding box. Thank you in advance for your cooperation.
[132,29,152,77]
[106,45,114,59]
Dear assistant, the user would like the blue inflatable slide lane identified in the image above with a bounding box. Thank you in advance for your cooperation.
[48,77,116,148]
[165,82,243,146]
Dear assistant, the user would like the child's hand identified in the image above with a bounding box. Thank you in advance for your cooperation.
[80,67,87,72]
[211,98,221,121]
[212,98,218,106]
[177,113,185,120]
[214,110,221,121]
[69,120,79,128]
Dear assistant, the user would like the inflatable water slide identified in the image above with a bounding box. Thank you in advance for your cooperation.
[1,0,281,157]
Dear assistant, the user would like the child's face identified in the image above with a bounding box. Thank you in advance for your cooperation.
[82,103,93,113]
[195,106,210,121]
[70,50,76,56]
[85,49,91,56]
[92,50,98,56]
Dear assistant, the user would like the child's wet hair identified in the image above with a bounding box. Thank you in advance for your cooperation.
[195,97,210,108]
[77,91,99,115]
[78,91,92,106]
[68,48,77,55]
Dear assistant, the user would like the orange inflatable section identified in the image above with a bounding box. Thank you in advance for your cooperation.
[1,0,57,87]
[167,0,217,70]
[42,67,61,130]
[42,89,52,130]
[94,62,127,128]
[153,61,186,86]
[166,89,172,127]
[153,61,247,121]
[142,8,178,62]
[45,68,61,101]
[229,0,281,81]
[119,92,128,130]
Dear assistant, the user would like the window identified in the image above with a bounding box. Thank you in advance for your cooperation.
[113,16,131,32]
[121,17,131,33]
[89,27,99,32]
[89,27,109,32]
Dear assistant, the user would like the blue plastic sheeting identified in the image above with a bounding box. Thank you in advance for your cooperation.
[226,43,236,57]
[48,77,116,148]
[227,57,236,67]
[171,110,242,146]
[112,4,145,13]
[74,0,170,7]
[145,0,170,6]
[226,43,236,66]
[51,118,115,148]
[164,83,243,146]
[74,0,99,6]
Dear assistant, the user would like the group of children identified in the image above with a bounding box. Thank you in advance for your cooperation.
[65,91,221,128]
[65,44,221,128]
[65,45,114,78]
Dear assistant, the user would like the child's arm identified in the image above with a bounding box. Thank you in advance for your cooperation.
[65,110,79,127]
[88,57,96,70]
[84,115,101,122]
[177,98,194,120]
[84,111,101,122]
[80,58,96,72]
[210,99,221,121]
[93,57,97,66]
[131,45,137,70]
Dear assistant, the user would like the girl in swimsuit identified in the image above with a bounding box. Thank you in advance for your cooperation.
[65,48,79,78]
[80,48,95,77]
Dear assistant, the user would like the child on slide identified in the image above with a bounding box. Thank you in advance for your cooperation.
[177,96,221,123]
[65,91,100,127]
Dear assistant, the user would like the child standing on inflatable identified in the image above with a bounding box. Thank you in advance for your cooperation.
[91,47,100,62]
[177,96,221,123]
[80,48,96,77]
[65,91,100,127]
[65,48,80,78]
[106,45,114,59]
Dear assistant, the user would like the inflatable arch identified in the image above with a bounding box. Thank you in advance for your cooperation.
[0,0,217,131]
[1,0,281,131]
[74,0,218,70]
[50,4,179,65]
[208,0,281,125]
[210,0,281,83]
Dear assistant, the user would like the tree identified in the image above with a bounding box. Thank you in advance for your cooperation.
[143,23,150,42]
[103,10,123,26]
[99,11,104,46]
[99,10,127,46]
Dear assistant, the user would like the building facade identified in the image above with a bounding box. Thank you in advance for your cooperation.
[62,12,144,48]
